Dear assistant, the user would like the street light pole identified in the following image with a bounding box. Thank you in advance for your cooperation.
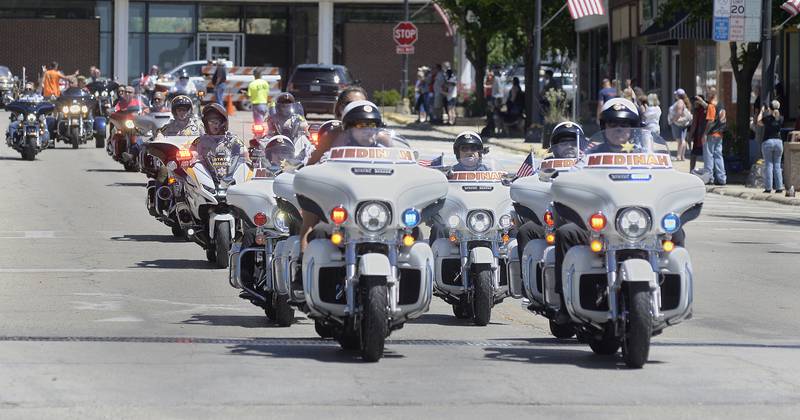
[761,0,772,105]
[401,0,410,110]
[532,0,542,128]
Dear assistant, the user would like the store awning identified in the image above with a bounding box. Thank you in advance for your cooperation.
[641,13,712,45]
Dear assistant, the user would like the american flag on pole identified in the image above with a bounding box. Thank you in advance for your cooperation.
[782,0,800,17]
[516,153,536,178]
[418,154,443,167]
[567,0,606,20]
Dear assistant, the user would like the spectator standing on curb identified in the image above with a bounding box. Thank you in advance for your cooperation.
[688,95,707,173]
[643,93,661,137]
[432,63,446,124]
[697,87,727,185]
[596,78,618,124]
[445,68,458,125]
[247,70,270,124]
[211,59,227,106]
[757,101,785,193]
[414,67,428,123]
[669,89,693,161]
[42,62,77,99]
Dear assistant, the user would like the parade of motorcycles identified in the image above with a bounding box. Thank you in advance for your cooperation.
[1,1,799,418]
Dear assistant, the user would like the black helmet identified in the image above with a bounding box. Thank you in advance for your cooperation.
[452,131,484,158]
[264,135,296,165]
[341,100,382,129]
[599,98,641,129]
[550,121,584,146]
[201,103,228,132]
[276,92,296,104]
[171,95,193,114]
[317,120,342,143]
[178,70,190,79]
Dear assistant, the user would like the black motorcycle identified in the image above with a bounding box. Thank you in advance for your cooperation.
[55,87,96,149]
[5,99,54,160]
[86,79,119,148]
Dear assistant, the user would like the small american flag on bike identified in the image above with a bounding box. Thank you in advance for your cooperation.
[516,152,536,178]
[782,0,800,17]
[567,0,605,20]
[418,154,443,167]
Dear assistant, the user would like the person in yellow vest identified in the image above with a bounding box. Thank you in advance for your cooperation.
[247,70,270,124]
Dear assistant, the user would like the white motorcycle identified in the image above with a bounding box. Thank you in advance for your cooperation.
[548,128,704,368]
[142,135,195,237]
[228,135,303,326]
[176,135,253,268]
[429,163,518,326]
[291,128,448,361]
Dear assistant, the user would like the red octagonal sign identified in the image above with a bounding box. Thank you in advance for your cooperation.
[393,21,418,46]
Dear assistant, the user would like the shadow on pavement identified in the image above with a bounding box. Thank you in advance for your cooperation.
[180,314,307,329]
[408,313,506,327]
[483,346,644,370]
[711,214,800,227]
[226,338,405,363]
[106,182,146,187]
[86,168,127,173]
[133,258,213,269]
[111,234,185,243]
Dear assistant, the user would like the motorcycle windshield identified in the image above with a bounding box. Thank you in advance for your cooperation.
[327,128,415,163]
[270,104,305,135]
[251,135,301,175]
[448,157,509,183]
[0,67,10,77]
[86,80,119,94]
[197,135,244,184]
[582,128,671,170]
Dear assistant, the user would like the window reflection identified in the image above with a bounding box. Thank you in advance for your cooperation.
[149,4,194,33]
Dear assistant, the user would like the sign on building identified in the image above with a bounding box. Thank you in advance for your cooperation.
[713,0,762,42]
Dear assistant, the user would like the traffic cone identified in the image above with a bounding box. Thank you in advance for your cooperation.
[226,95,235,116]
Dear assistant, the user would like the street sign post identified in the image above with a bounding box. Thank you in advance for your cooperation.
[712,0,761,42]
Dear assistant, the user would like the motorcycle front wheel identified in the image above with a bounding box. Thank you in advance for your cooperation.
[472,268,493,326]
[95,133,105,148]
[69,127,80,149]
[549,319,576,339]
[214,221,231,269]
[360,276,388,362]
[622,283,653,368]
[22,145,36,161]
[272,293,295,327]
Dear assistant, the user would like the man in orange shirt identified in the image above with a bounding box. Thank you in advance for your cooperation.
[696,87,727,185]
[42,61,78,98]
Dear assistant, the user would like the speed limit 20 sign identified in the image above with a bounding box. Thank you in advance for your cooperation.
[393,21,417,55]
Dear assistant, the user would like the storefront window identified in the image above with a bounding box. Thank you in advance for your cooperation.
[199,5,241,33]
[149,3,194,34]
[128,32,146,81]
[694,44,716,96]
[148,34,195,71]
[647,48,662,90]
[788,32,799,120]
[130,2,146,32]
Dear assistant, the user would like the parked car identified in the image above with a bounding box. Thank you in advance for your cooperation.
[500,66,576,102]
[0,65,18,106]
[286,64,357,115]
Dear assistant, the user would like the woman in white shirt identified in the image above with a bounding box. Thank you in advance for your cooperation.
[668,89,693,161]
[643,93,662,137]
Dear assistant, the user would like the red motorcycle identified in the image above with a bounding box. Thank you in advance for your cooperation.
[107,106,142,172]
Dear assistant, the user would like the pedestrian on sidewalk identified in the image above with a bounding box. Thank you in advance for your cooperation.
[643,93,662,137]
[757,100,785,193]
[596,78,618,124]
[414,67,429,123]
[669,89,693,161]
[211,59,227,106]
[247,70,270,124]
[432,63,446,124]
[697,87,727,185]
[688,95,707,173]
[445,68,458,125]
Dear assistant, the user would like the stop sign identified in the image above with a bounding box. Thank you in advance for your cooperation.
[393,21,418,46]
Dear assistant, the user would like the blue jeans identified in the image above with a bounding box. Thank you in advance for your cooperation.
[761,138,784,191]
[252,103,268,124]
[214,83,226,106]
[703,136,726,185]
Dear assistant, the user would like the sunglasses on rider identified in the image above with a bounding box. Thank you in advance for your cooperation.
[352,121,378,129]
[606,122,633,129]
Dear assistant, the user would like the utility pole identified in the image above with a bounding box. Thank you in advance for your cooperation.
[401,0,410,110]
[532,0,542,128]
[761,0,772,105]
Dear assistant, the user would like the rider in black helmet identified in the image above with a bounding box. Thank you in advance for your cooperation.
[190,103,248,161]
[334,100,391,148]
[158,94,203,136]
[451,131,490,171]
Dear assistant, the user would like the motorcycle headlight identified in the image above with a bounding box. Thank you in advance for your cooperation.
[499,214,513,229]
[81,105,89,114]
[467,210,493,234]
[16,114,24,121]
[26,114,36,123]
[357,201,391,233]
[124,120,135,129]
[69,104,80,114]
[447,215,461,229]
[101,91,108,97]
[272,209,289,233]
[616,207,652,240]
[62,106,69,114]
[661,213,681,234]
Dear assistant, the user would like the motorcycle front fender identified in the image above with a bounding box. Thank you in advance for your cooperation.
[619,258,657,288]
[208,212,235,240]
[469,246,496,267]
[357,253,392,278]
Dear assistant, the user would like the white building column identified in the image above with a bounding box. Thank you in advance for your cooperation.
[318,0,334,64]
[114,0,129,82]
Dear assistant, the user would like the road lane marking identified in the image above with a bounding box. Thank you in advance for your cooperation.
[95,316,144,323]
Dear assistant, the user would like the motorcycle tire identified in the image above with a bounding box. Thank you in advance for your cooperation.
[263,292,276,321]
[170,224,184,238]
[22,146,36,161]
[123,160,139,172]
[69,127,79,149]
[452,302,472,319]
[336,327,361,351]
[95,134,105,148]
[205,247,216,264]
[588,327,621,356]
[214,221,231,269]
[315,320,335,339]
[549,319,576,339]
[622,283,652,368]
[273,293,295,327]
[360,276,388,362]
[472,269,493,326]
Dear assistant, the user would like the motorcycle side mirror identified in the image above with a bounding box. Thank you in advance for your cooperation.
[538,168,558,182]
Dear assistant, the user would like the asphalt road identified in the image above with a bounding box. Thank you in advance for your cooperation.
[1,111,799,419]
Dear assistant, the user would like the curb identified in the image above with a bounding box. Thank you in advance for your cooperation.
[706,186,800,206]
[384,112,533,155]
